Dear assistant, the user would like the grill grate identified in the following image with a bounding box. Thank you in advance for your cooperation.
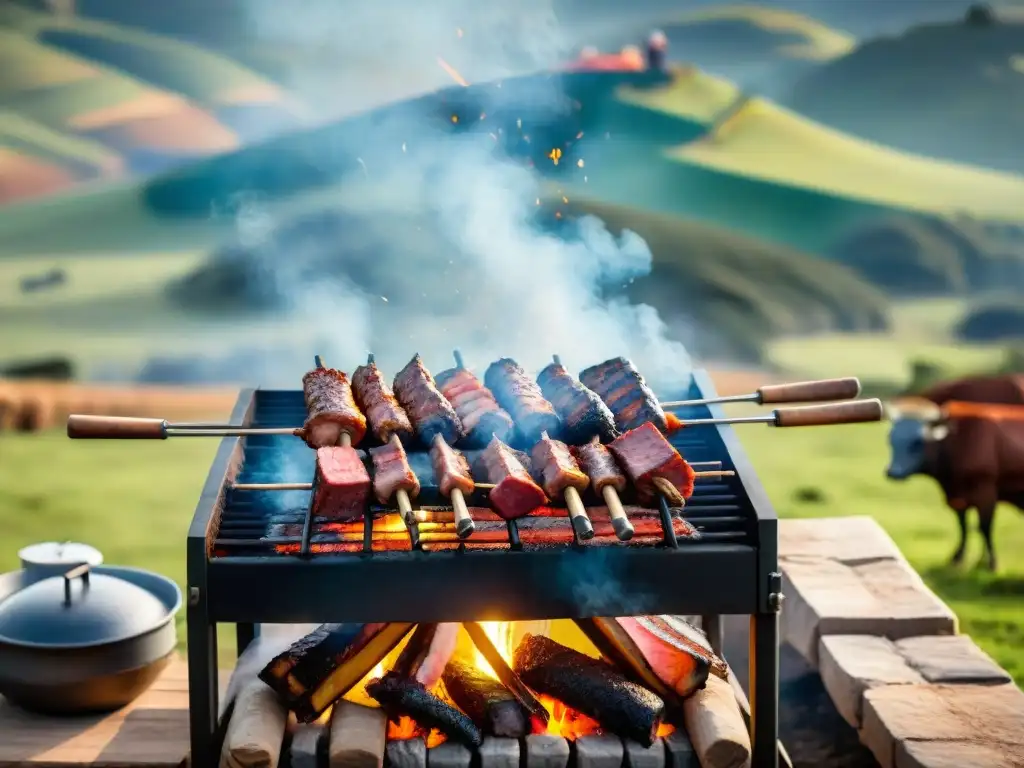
[184,369,781,768]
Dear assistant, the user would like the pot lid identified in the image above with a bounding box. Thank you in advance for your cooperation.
[0,565,170,647]
[19,542,103,569]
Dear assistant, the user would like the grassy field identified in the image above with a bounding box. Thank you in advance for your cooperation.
[2,417,1021,683]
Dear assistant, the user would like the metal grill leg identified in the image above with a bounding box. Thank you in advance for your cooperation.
[236,622,257,655]
[188,602,219,768]
[701,614,724,656]
[749,612,779,768]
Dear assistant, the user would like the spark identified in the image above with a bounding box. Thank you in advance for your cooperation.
[577,159,585,168]
[576,131,584,139]
[437,57,469,87]
[548,148,562,165]
[562,196,569,203]
[381,296,389,303]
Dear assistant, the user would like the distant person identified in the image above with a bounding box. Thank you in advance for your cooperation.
[646,30,669,71]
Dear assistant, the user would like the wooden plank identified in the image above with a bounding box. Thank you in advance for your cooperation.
[327,702,385,768]
[0,656,189,768]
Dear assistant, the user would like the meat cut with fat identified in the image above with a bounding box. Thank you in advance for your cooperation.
[475,436,548,519]
[311,446,371,520]
[609,422,694,505]
[369,437,420,504]
[302,367,368,448]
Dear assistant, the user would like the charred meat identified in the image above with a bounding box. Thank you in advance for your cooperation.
[609,422,694,506]
[302,366,368,448]
[618,616,726,698]
[352,359,414,445]
[474,436,548,520]
[537,360,617,444]
[434,366,515,446]
[579,357,669,435]
[393,355,464,447]
[573,437,627,495]
[259,623,414,723]
[429,434,475,498]
[512,633,665,746]
[484,358,561,445]
[369,436,421,504]
[530,433,590,499]
[367,673,483,748]
[311,446,371,520]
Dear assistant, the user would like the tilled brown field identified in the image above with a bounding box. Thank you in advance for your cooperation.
[0,368,774,433]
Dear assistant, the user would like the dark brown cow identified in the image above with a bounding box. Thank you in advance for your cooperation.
[887,378,1024,571]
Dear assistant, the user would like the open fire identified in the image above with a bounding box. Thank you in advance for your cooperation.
[261,619,702,754]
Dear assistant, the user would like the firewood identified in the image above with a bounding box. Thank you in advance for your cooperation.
[219,681,287,768]
[680,675,750,768]
[328,701,386,768]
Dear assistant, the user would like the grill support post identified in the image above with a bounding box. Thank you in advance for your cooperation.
[186,592,219,768]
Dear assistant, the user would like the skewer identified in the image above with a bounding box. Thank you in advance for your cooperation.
[68,399,883,442]
[445,351,476,539]
[386,434,417,529]
[538,430,594,542]
[550,354,633,539]
[661,377,862,408]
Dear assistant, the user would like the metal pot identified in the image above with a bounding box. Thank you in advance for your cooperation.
[0,562,181,715]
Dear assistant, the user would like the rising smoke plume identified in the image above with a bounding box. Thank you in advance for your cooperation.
[202,0,693,389]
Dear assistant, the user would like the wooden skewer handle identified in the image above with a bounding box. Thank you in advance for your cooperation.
[601,485,634,541]
[758,377,861,404]
[395,489,416,525]
[340,432,353,448]
[773,398,884,428]
[563,486,595,541]
[693,470,736,478]
[67,415,167,439]
[449,488,475,538]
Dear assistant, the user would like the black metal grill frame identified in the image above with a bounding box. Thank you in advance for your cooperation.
[185,369,780,767]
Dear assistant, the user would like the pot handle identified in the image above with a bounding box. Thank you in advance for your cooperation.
[63,563,91,605]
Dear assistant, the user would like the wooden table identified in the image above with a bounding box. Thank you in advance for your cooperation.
[0,657,190,768]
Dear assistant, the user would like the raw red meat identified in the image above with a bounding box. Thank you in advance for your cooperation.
[530,434,589,498]
[369,438,421,504]
[478,437,548,520]
[311,446,371,519]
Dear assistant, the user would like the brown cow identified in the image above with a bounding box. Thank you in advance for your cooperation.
[886,382,1024,571]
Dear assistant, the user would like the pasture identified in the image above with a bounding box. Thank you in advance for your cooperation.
[2,412,1021,682]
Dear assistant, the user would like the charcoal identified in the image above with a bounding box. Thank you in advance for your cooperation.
[366,674,483,748]
[512,634,665,746]
[441,657,530,737]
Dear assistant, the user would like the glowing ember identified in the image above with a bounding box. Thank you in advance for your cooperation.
[437,56,469,87]
[548,148,562,165]
[387,718,448,747]
[451,115,459,124]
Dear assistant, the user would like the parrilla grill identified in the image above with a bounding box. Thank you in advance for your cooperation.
[174,369,796,768]
[66,361,875,768]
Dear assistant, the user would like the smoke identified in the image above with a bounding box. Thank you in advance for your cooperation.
[554,548,657,616]
[198,0,692,389]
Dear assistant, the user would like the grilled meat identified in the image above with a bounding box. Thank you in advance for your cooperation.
[369,436,420,504]
[537,361,617,444]
[367,673,483,748]
[429,434,475,498]
[352,360,414,445]
[441,656,530,738]
[474,436,548,520]
[572,437,627,494]
[302,366,368,448]
[530,433,590,499]
[393,355,464,447]
[435,367,515,446]
[512,633,665,746]
[311,446,371,520]
[609,422,694,506]
[579,357,668,434]
[484,358,561,445]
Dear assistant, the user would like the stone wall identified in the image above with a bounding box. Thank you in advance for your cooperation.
[779,517,1023,768]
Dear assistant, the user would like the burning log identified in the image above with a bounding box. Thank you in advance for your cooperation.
[391,623,460,689]
[258,623,414,722]
[463,623,549,728]
[512,634,665,746]
[327,701,386,768]
[577,616,725,702]
[681,675,751,768]
[366,674,483,748]
[219,681,288,768]
[441,656,530,737]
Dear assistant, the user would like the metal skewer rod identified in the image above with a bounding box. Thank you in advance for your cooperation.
[661,377,862,408]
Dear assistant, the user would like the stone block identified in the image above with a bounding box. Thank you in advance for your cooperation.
[779,516,903,564]
[576,735,624,768]
[524,734,570,768]
[894,635,1012,685]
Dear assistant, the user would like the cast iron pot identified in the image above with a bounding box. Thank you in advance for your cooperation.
[0,563,181,715]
